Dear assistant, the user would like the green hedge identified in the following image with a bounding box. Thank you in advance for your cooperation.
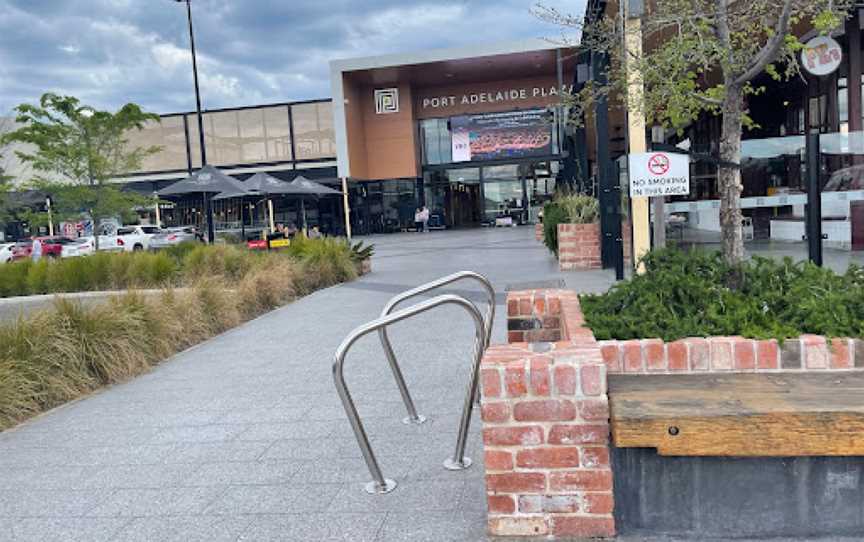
[580,248,864,341]
[0,237,358,298]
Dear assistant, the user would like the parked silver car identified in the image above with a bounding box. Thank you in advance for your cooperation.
[148,227,200,250]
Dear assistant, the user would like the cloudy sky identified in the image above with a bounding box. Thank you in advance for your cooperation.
[0,0,584,116]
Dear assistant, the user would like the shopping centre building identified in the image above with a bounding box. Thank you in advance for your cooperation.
[102,39,576,237]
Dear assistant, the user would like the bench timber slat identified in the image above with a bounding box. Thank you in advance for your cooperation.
[608,372,864,456]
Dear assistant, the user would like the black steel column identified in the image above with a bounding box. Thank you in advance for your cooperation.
[806,131,823,266]
[594,51,623,278]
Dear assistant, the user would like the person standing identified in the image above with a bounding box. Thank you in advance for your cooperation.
[420,205,430,233]
[414,207,423,233]
[31,237,42,262]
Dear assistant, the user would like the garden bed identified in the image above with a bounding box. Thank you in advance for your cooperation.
[580,249,864,342]
[0,237,367,431]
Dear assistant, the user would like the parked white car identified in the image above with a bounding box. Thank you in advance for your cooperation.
[61,237,98,258]
[0,243,14,263]
[116,225,163,252]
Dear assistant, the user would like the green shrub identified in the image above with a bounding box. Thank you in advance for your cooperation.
[542,201,568,255]
[161,241,200,264]
[580,248,864,341]
[558,194,600,224]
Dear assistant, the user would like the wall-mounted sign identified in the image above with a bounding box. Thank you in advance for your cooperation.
[422,85,573,111]
[451,109,554,163]
[628,152,690,197]
[801,36,842,77]
[374,88,399,114]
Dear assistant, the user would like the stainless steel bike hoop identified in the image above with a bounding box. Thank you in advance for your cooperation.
[378,271,495,425]
[333,294,486,494]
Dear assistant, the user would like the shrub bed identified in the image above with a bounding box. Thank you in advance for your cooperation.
[0,238,360,430]
[542,194,599,255]
[580,248,864,341]
[0,238,367,298]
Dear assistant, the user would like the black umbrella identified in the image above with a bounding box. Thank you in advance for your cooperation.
[213,173,308,234]
[157,165,247,196]
[288,176,343,231]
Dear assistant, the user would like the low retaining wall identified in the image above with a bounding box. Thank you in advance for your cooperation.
[535,223,543,242]
[481,288,864,539]
[557,224,601,270]
[598,335,862,373]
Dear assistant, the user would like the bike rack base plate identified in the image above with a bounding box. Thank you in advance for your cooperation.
[443,457,473,471]
[402,414,428,425]
[364,479,398,494]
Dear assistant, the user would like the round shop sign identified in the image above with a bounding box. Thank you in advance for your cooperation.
[801,35,842,77]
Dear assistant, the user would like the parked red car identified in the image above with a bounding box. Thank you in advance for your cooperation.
[11,237,68,261]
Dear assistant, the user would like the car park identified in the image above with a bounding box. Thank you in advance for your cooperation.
[61,237,97,258]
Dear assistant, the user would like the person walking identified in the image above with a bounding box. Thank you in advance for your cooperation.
[31,237,42,262]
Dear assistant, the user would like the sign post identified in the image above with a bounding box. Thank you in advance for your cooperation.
[800,35,840,266]
[628,152,690,198]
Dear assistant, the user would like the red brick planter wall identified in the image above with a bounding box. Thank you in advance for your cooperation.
[557,223,601,270]
[598,335,863,374]
[535,223,544,242]
[482,290,615,538]
[481,288,864,539]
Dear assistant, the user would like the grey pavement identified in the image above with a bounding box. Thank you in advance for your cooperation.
[0,227,614,542]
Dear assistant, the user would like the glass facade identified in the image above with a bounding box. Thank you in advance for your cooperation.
[125,101,331,173]
[127,116,189,172]
[291,101,336,160]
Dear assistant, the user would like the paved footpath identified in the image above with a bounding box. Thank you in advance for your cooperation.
[0,227,613,542]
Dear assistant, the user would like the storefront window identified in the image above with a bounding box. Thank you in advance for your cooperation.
[483,165,523,224]
[838,77,849,127]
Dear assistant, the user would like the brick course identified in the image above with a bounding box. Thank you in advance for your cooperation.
[557,223,602,270]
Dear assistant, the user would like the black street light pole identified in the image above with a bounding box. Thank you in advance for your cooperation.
[176,0,214,243]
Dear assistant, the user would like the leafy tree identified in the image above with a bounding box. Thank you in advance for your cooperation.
[538,0,852,265]
[1,93,160,246]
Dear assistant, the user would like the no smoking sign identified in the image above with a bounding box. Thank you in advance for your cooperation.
[628,152,690,198]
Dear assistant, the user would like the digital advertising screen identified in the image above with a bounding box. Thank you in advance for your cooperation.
[450,109,553,163]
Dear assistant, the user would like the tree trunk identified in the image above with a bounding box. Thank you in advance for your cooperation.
[718,83,745,265]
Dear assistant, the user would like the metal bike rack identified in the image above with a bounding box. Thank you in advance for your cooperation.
[333,294,486,495]
[378,271,496,427]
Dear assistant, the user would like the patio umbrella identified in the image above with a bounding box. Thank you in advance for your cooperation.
[157,165,248,240]
[213,172,308,234]
[288,176,343,232]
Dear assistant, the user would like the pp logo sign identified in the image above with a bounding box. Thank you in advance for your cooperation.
[628,152,690,198]
[374,88,399,114]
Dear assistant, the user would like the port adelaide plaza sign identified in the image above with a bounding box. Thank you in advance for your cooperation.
[628,152,690,197]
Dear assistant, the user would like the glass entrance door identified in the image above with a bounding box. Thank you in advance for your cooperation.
[424,168,482,228]
[482,165,525,226]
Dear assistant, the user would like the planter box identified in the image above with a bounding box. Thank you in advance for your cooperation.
[557,223,601,270]
[535,223,544,242]
[481,288,864,540]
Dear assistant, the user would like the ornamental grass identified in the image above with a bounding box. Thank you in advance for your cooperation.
[0,238,358,431]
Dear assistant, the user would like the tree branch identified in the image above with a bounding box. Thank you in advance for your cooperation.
[734,0,795,85]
